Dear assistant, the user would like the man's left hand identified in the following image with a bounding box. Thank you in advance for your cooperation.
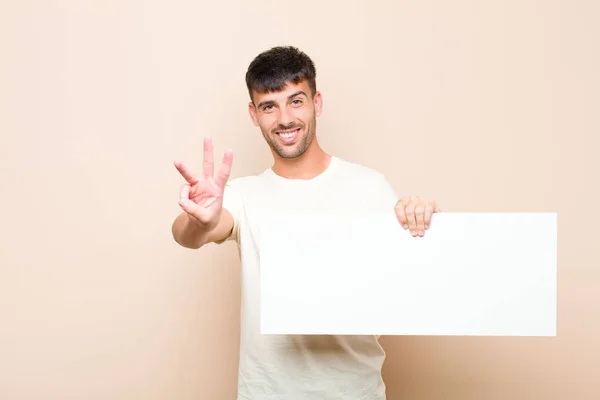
[394,196,441,237]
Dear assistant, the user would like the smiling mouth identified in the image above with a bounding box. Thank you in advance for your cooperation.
[276,128,300,141]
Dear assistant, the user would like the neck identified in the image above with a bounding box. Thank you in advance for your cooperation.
[271,139,331,180]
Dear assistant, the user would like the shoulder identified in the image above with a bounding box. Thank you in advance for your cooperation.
[333,156,399,201]
[334,157,390,183]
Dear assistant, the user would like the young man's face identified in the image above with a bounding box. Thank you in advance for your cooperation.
[249,80,322,159]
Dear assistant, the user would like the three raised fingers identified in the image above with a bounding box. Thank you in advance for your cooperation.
[175,137,233,188]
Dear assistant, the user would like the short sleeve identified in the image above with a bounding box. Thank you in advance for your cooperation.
[216,179,243,244]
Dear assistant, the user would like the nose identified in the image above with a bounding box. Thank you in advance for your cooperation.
[278,106,293,126]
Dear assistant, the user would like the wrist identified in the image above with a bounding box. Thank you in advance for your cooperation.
[184,213,215,247]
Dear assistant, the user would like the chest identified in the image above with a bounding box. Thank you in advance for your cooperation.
[238,179,391,251]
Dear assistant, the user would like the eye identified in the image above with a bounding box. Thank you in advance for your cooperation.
[291,99,303,106]
[262,104,274,112]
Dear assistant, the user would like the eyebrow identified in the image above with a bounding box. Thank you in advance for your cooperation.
[257,90,308,109]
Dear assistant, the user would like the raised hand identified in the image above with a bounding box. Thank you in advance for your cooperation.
[174,137,233,231]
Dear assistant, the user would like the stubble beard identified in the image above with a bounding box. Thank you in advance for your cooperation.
[263,118,316,159]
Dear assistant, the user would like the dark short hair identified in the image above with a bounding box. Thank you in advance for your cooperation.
[245,46,317,102]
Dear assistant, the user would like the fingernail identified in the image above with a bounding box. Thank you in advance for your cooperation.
[404,224,408,229]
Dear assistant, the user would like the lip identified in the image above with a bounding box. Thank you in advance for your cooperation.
[275,128,300,144]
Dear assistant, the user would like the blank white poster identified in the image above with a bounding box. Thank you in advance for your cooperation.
[259,212,557,336]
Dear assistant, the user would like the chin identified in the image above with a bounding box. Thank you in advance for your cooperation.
[280,151,303,159]
[280,144,310,159]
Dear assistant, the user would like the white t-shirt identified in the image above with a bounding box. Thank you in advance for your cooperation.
[220,156,399,400]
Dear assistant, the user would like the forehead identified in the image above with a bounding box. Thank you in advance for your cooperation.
[252,80,311,104]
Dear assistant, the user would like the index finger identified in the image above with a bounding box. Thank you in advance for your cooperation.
[174,161,199,185]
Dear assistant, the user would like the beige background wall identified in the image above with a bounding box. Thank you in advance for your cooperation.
[1,0,598,399]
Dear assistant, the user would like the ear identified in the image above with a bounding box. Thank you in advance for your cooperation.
[248,102,259,126]
[313,91,323,117]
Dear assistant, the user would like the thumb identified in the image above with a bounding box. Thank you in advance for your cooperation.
[179,198,206,220]
[179,198,220,226]
[178,184,202,218]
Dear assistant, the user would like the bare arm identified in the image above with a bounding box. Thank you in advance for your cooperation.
[171,208,234,249]
[172,137,234,249]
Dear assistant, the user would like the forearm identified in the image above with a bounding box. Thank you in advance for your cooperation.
[171,209,234,249]
[172,213,210,249]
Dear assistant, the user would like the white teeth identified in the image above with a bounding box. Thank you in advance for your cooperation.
[279,130,297,138]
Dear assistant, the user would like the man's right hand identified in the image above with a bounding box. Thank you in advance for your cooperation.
[174,137,233,233]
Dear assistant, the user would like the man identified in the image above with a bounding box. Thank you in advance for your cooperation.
[172,46,440,400]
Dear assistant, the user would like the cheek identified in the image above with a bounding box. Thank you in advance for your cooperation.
[256,114,273,129]
[300,113,313,128]
[263,119,279,133]
[301,108,315,121]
